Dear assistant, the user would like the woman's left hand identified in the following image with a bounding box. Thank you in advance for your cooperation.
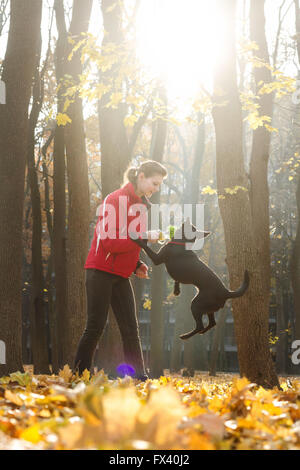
[135,263,149,279]
[146,230,160,243]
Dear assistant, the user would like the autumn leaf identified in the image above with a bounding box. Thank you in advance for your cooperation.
[124,114,138,127]
[20,425,43,444]
[143,298,151,310]
[56,113,72,126]
[58,364,74,383]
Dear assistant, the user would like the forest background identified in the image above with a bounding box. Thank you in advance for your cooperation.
[0,0,299,391]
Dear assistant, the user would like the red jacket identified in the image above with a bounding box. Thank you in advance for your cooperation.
[84,183,148,278]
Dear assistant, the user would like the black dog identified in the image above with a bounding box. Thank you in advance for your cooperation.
[130,220,250,340]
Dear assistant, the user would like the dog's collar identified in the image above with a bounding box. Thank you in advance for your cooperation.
[169,241,187,246]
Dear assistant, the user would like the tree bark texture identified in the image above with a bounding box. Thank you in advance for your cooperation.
[212,0,279,388]
[291,0,300,342]
[26,36,50,374]
[249,0,273,297]
[53,0,68,372]
[149,86,167,378]
[0,0,42,376]
[99,0,130,198]
[93,0,135,375]
[58,0,92,368]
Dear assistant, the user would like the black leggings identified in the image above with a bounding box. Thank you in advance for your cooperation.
[74,269,145,376]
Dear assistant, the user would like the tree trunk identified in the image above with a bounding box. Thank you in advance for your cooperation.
[93,0,134,376]
[170,293,185,373]
[149,87,167,378]
[53,0,68,372]
[95,0,151,375]
[52,123,67,373]
[169,115,206,374]
[45,253,58,374]
[98,0,130,198]
[291,0,300,342]
[209,309,227,376]
[149,263,165,378]
[184,115,207,372]
[60,0,92,368]
[182,285,198,373]
[249,0,273,297]
[275,254,286,373]
[295,0,300,62]
[291,178,300,340]
[0,0,42,376]
[212,0,279,388]
[40,135,58,372]
[26,38,50,374]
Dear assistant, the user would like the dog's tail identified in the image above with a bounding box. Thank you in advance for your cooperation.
[180,328,201,340]
[227,270,250,299]
[174,281,180,296]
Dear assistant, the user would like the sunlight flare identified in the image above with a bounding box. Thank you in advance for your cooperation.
[136,0,218,99]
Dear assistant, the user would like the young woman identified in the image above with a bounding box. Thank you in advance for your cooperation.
[74,160,168,379]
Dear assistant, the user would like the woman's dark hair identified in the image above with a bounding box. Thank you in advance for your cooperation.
[124,160,167,187]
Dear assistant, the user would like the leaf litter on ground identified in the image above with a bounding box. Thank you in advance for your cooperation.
[0,367,299,450]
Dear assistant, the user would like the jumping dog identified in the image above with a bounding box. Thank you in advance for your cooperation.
[130,219,250,340]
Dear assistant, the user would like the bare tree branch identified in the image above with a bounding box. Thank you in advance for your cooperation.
[273,0,294,69]
[0,0,9,37]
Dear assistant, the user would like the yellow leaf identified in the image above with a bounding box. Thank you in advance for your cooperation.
[59,364,73,383]
[20,425,42,444]
[188,432,216,450]
[106,92,123,109]
[9,371,32,387]
[81,369,91,384]
[56,113,72,127]
[4,389,24,406]
[124,115,138,127]
[265,124,278,133]
[202,186,217,195]
[63,98,73,113]
[233,377,250,391]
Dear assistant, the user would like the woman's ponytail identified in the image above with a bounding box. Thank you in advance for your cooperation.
[125,167,138,186]
[123,160,167,187]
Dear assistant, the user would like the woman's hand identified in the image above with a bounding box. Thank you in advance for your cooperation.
[135,262,149,279]
[146,230,160,243]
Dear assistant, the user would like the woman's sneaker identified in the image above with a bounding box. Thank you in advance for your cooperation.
[135,374,149,382]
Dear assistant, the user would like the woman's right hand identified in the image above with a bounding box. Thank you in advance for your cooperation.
[135,262,149,279]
